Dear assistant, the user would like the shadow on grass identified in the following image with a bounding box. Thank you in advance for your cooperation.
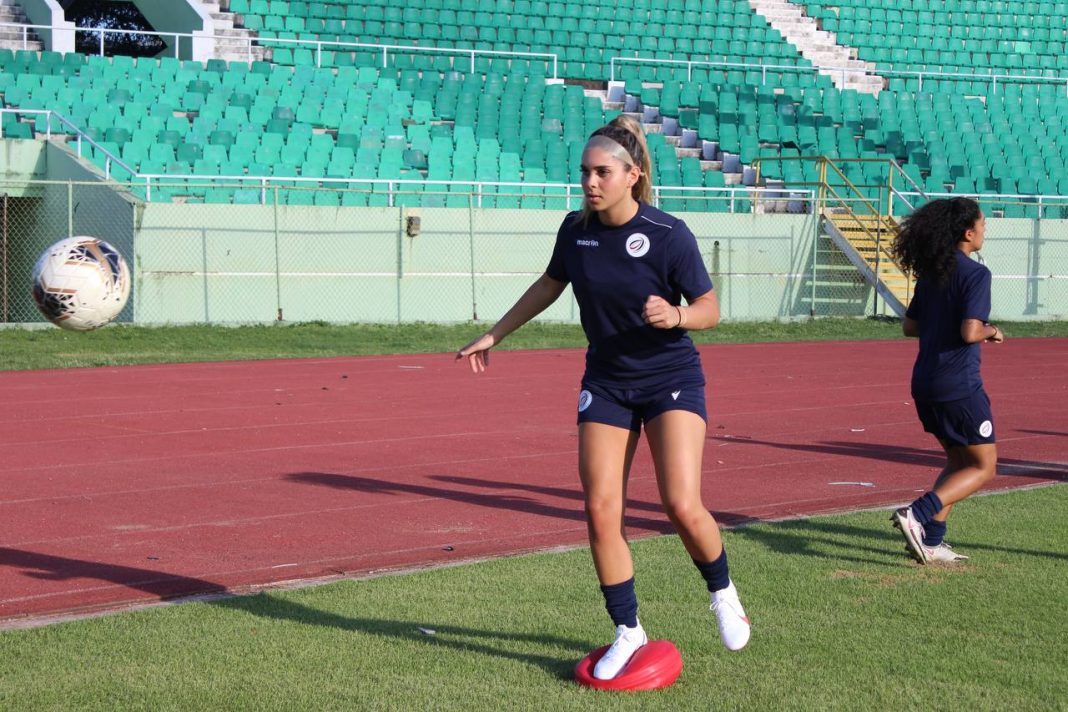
[708,436,1068,482]
[727,512,1068,564]
[214,593,586,680]
[726,519,904,566]
[0,547,585,679]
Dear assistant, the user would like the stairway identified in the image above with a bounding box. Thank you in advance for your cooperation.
[0,0,43,51]
[822,211,913,314]
[747,0,883,95]
[199,0,267,63]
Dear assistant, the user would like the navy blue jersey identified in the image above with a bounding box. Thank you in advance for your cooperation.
[905,250,992,401]
[545,202,714,387]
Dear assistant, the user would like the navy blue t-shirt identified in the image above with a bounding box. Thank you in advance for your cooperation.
[545,202,714,387]
[905,250,992,402]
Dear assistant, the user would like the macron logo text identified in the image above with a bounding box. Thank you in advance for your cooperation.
[576,239,599,247]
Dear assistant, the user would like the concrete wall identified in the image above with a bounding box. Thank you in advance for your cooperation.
[0,137,45,185]
[1,137,1063,324]
[980,218,1068,319]
[15,0,75,53]
[131,201,1065,324]
[131,0,213,62]
[132,204,845,324]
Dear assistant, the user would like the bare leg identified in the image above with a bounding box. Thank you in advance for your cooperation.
[645,410,722,562]
[647,410,751,650]
[579,422,641,585]
[931,440,997,520]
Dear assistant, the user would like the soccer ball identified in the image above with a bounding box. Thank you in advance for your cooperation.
[31,236,131,331]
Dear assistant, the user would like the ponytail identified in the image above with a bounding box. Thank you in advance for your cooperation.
[607,114,653,203]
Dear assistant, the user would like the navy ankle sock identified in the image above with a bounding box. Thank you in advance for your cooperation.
[922,519,947,547]
[693,549,730,593]
[910,491,944,525]
[600,577,638,628]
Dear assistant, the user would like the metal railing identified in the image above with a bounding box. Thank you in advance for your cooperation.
[609,55,1068,95]
[751,155,926,310]
[1,108,139,181]
[2,107,794,212]
[132,178,798,212]
[255,36,558,76]
[898,190,1068,217]
[0,21,558,76]
[751,156,928,213]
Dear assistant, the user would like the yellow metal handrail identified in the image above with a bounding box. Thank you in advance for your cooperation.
[752,155,916,305]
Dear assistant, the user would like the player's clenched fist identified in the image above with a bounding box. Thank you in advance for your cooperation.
[643,295,683,329]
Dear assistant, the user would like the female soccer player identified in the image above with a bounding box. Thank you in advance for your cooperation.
[457,115,750,679]
[891,197,1003,564]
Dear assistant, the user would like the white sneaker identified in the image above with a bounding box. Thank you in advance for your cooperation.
[592,621,648,680]
[891,507,928,564]
[921,542,970,563]
[711,581,750,651]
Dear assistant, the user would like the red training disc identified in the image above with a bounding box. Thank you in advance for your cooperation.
[574,639,683,691]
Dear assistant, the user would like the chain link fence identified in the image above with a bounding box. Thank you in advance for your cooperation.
[0,180,135,323]
[1,179,1064,325]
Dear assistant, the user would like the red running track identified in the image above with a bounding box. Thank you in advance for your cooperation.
[1,338,1065,624]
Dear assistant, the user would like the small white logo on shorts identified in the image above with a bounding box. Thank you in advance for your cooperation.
[979,420,993,438]
[625,233,650,258]
[671,390,681,400]
[578,390,593,412]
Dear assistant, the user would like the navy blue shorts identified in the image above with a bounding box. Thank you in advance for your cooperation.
[576,378,707,432]
[914,390,995,447]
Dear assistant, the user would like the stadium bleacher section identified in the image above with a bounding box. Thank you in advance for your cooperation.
[0,0,1066,215]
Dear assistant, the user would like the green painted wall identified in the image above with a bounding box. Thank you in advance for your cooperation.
[0,139,46,185]
[132,202,1066,324]
[979,218,1068,318]
[1,139,1064,324]
[133,203,843,324]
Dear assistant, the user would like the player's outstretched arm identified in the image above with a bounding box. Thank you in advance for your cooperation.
[643,289,719,331]
[456,273,568,373]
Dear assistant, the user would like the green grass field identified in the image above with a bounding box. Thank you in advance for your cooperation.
[2,318,1066,709]
[1,486,1065,710]
[3,317,1067,371]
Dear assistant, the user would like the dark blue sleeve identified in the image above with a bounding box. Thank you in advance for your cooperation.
[961,264,992,322]
[905,288,921,319]
[668,220,713,301]
[545,214,574,284]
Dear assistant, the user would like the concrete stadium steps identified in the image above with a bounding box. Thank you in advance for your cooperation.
[0,0,43,51]
[747,0,882,95]
[198,0,269,62]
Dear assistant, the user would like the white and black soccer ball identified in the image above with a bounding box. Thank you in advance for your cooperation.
[31,236,131,331]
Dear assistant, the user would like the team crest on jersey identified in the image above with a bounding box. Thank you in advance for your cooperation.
[625,233,650,257]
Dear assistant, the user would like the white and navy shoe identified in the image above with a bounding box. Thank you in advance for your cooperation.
[711,581,751,651]
[593,621,648,680]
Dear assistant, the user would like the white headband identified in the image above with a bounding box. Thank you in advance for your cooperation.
[585,135,636,167]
